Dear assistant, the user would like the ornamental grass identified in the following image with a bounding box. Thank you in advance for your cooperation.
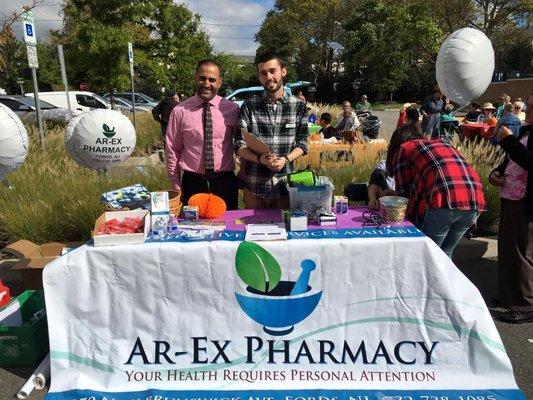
[0,117,168,247]
[453,137,504,234]
[0,114,503,246]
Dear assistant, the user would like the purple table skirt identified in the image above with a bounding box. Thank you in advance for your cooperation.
[212,207,413,232]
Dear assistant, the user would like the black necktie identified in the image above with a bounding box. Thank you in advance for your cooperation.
[203,102,214,171]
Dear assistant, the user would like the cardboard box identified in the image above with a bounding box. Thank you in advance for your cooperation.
[4,240,83,290]
[92,209,150,247]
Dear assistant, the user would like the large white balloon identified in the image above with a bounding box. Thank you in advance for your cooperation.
[65,109,136,170]
[0,103,29,181]
[436,28,494,106]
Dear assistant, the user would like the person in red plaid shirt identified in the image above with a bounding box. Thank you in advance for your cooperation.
[386,124,486,258]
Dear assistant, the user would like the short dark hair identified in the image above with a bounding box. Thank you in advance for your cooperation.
[405,107,419,123]
[385,124,423,176]
[470,101,481,109]
[255,49,284,68]
[196,59,221,73]
[320,112,332,124]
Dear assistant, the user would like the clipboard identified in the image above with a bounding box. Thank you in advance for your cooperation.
[243,131,271,154]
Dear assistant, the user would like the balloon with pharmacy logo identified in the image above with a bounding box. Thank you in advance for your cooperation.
[65,109,136,170]
[0,103,29,184]
[436,27,494,106]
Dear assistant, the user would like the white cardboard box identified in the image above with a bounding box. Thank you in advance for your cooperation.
[92,209,150,247]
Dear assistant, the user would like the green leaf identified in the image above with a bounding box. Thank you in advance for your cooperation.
[103,123,110,131]
[235,242,281,293]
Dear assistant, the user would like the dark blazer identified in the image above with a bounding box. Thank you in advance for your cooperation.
[491,125,533,214]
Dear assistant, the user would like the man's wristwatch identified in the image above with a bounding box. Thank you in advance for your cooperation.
[283,155,290,163]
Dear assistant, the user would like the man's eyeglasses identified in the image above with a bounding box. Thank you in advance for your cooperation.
[514,107,521,110]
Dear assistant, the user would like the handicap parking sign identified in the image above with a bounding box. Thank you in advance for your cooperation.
[22,21,37,44]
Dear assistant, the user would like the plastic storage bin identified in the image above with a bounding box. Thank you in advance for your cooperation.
[0,290,48,366]
[287,176,334,216]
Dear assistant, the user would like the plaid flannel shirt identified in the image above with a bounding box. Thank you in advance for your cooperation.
[236,91,308,199]
[392,139,486,225]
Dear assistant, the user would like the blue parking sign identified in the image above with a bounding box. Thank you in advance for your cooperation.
[25,23,34,37]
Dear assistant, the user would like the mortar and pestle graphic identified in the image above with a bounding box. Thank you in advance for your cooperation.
[235,242,322,336]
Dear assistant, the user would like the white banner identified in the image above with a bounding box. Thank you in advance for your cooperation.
[43,234,525,400]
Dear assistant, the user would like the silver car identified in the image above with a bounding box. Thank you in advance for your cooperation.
[0,95,80,124]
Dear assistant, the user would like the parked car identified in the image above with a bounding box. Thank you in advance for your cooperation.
[27,91,110,113]
[103,95,151,113]
[0,95,80,124]
[106,92,158,108]
[225,81,311,107]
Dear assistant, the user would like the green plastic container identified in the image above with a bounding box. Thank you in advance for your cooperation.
[308,123,321,135]
[0,290,48,366]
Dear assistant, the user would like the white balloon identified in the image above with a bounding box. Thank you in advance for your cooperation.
[65,109,136,170]
[436,28,495,106]
[0,103,29,181]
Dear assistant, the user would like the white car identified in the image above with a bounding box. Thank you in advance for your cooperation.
[27,91,110,112]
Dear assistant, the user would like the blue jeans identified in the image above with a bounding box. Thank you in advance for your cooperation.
[419,208,479,258]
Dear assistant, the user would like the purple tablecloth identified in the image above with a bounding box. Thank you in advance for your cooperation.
[215,206,413,231]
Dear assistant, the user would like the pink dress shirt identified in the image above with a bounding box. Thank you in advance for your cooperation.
[165,94,239,190]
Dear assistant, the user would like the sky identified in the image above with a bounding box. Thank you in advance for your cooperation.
[1,0,275,55]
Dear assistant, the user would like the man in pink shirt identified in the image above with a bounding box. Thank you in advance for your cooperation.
[165,59,240,209]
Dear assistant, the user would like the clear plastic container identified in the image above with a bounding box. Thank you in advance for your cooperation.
[287,176,334,217]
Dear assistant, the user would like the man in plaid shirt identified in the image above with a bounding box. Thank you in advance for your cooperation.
[235,50,308,209]
[388,125,486,257]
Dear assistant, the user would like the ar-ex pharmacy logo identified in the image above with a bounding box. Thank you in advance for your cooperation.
[233,241,322,336]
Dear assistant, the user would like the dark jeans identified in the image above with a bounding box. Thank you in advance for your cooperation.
[498,198,533,312]
[182,171,239,210]
[419,208,479,258]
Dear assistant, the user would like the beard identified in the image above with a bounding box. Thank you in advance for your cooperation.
[262,79,283,94]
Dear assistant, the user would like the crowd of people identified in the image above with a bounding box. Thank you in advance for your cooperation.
[151,50,531,325]
[348,93,532,324]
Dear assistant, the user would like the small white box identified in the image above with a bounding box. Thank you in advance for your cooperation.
[92,209,150,247]
[290,213,308,231]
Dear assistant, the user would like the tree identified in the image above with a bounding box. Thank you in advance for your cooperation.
[340,0,442,100]
[54,0,211,95]
[429,0,533,74]
[144,0,212,95]
[0,27,27,94]
[255,0,342,84]
[214,53,256,95]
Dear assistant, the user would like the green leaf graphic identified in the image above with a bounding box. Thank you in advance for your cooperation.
[235,242,281,293]
[102,123,116,138]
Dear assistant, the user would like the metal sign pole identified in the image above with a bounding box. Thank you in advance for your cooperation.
[31,68,44,150]
[128,42,137,131]
[22,10,44,150]
[57,44,71,111]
